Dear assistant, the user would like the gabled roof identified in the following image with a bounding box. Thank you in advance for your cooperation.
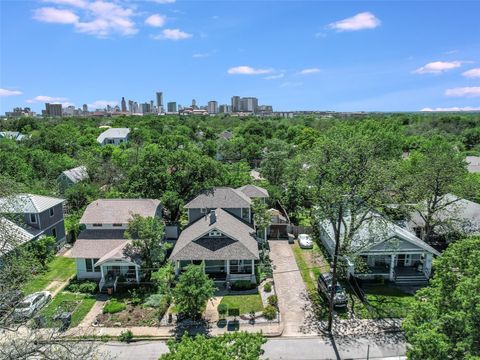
[170,208,259,261]
[96,128,130,143]
[60,166,89,184]
[0,194,64,214]
[250,169,265,181]
[80,199,161,225]
[320,212,440,256]
[70,229,128,259]
[237,185,269,199]
[184,187,252,209]
[219,130,233,140]
[0,216,37,256]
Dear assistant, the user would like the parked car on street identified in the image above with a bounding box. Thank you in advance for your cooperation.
[317,273,348,307]
[13,291,51,319]
[298,234,313,249]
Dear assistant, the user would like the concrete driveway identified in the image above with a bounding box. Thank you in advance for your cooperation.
[269,241,318,336]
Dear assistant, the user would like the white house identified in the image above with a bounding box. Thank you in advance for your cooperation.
[96,128,130,146]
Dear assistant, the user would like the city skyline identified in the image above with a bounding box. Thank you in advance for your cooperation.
[1,1,480,113]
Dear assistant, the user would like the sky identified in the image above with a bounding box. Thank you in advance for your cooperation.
[0,0,479,113]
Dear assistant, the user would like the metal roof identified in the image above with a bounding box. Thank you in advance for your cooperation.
[60,166,89,183]
[96,128,130,143]
[0,194,64,214]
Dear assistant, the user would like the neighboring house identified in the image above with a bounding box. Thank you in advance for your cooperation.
[466,156,480,173]
[319,213,440,284]
[237,185,269,203]
[268,208,290,240]
[170,187,261,283]
[57,166,89,190]
[0,216,36,258]
[70,199,162,291]
[250,169,265,181]
[0,131,26,141]
[0,194,66,245]
[96,128,130,146]
[219,130,233,141]
[405,194,480,241]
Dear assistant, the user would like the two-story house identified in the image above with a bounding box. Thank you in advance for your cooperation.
[170,187,264,284]
[70,199,162,291]
[0,194,66,250]
[96,128,130,146]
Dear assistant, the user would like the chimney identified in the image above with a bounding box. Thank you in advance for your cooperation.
[210,210,217,225]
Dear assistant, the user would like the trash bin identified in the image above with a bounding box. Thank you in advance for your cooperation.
[107,287,113,295]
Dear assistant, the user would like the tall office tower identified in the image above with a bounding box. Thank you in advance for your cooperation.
[191,99,197,109]
[45,103,62,117]
[156,92,163,108]
[140,102,152,114]
[231,96,240,112]
[82,104,88,113]
[207,100,218,114]
[121,97,127,112]
[133,102,139,113]
[150,100,154,112]
[219,104,232,113]
[240,97,258,113]
[167,102,177,113]
[128,100,133,113]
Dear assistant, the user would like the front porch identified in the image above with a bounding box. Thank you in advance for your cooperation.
[98,261,141,292]
[353,252,433,283]
[174,259,256,283]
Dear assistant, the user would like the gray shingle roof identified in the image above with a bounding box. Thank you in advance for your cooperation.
[237,185,269,199]
[0,194,64,214]
[184,187,252,209]
[96,128,130,143]
[80,199,161,225]
[60,166,89,183]
[70,229,128,259]
[170,208,259,261]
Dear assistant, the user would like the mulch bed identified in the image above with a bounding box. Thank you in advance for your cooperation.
[95,304,159,327]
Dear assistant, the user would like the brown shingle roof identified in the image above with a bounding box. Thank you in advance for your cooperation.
[70,229,128,259]
[184,188,252,209]
[170,208,259,261]
[80,199,161,225]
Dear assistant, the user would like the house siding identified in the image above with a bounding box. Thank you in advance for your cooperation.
[75,258,102,280]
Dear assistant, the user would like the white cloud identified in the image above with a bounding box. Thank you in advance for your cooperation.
[87,100,118,109]
[462,68,480,78]
[421,106,480,112]
[264,73,285,80]
[151,0,175,3]
[328,12,381,32]
[414,61,463,74]
[26,95,69,103]
[298,68,321,75]
[227,66,273,75]
[151,28,192,40]
[0,89,22,97]
[145,14,166,27]
[445,87,480,97]
[33,7,79,24]
[33,1,138,38]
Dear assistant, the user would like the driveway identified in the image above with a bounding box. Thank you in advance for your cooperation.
[269,241,317,336]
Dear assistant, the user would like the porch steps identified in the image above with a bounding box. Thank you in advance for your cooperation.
[395,274,429,285]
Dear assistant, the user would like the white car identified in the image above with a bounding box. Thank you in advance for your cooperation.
[14,291,51,319]
[298,234,313,249]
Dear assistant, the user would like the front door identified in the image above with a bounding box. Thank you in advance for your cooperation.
[397,254,406,267]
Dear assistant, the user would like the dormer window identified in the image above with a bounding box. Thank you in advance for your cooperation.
[92,223,102,227]
[113,223,123,227]
[201,208,208,214]
[209,230,222,237]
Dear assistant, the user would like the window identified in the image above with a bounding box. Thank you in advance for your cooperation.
[85,259,93,272]
[49,207,54,217]
[93,258,100,272]
[209,230,222,237]
[51,227,57,239]
[30,214,36,223]
[92,223,102,227]
[200,208,208,214]
[414,227,423,239]
[113,223,123,227]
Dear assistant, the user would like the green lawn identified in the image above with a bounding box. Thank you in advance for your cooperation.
[292,244,317,292]
[351,284,416,319]
[219,294,264,315]
[22,256,76,294]
[39,291,96,327]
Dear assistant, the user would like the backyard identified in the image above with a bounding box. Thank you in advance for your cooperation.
[22,256,76,294]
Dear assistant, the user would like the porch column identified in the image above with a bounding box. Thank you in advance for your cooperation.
[389,254,396,281]
[100,265,105,281]
[226,260,230,275]
[251,259,255,275]
[135,265,140,284]
[424,253,433,278]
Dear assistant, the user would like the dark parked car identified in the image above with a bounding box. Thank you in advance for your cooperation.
[317,273,348,307]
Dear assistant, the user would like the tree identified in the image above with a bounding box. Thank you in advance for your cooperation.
[252,199,271,242]
[151,262,175,295]
[305,122,401,332]
[172,264,216,319]
[64,182,98,212]
[160,332,266,360]
[402,139,473,243]
[403,237,480,359]
[27,236,55,268]
[125,215,168,280]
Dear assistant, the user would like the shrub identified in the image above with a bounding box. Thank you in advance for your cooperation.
[228,307,240,317]
[119,329,133,343]
[103,299,126,314]
[144,293,170,309]
[263,282,272,293]
[262,305,277,320]
[218,303,228,318]
[231,280,255,291]
[267,295,278,307]
[65,279,98,294]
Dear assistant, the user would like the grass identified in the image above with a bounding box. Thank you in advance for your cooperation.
[292,243,317,292]
[219,294,264,315]
[351,284,416,319]
[23,256,76,294]
[39,291,96,327]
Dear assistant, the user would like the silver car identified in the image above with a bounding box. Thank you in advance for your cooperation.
[298,234,313,249]
[14,291,51,319]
